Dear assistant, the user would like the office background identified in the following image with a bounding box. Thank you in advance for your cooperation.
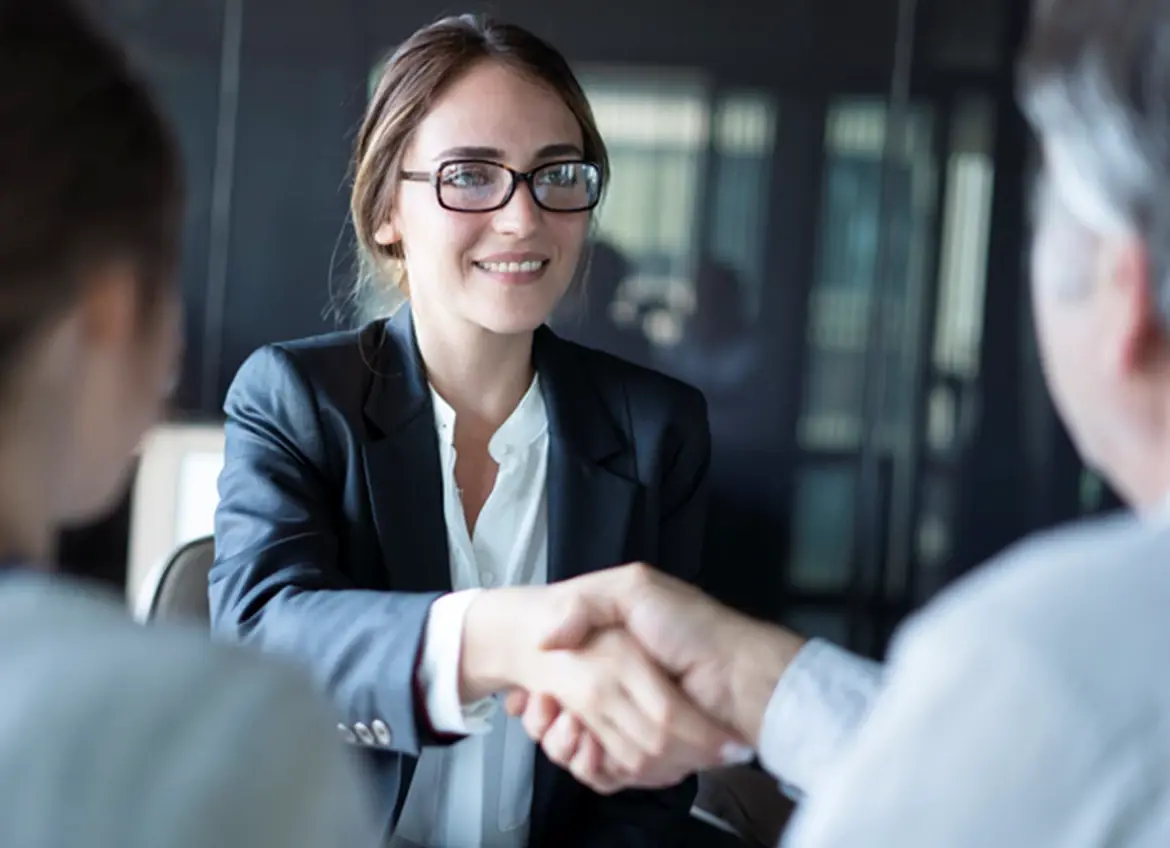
[73,0,1108,658]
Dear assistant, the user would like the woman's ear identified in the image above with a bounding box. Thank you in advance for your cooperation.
[373,219,399,246]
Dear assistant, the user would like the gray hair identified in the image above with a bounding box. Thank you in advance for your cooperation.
[1018,0,1170,318]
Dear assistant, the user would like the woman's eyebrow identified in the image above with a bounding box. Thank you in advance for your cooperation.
[430,142,584,162]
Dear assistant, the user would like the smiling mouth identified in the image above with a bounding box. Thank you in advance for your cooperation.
[474,259,549,273]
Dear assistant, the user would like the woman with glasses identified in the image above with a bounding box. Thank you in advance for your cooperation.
[0,3,378,846]
[209,13,737,848]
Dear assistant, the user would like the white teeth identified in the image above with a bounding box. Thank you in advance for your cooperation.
[477,260,545,273]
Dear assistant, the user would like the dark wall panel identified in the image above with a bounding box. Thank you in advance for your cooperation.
[217,0,370,391]
[90,0,226,413]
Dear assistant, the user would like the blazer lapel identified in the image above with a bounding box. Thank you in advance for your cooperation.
[360,307,452,594]
[529,326,642,841]
[537,326,640,584]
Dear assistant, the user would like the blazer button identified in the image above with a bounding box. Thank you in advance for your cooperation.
[354,722,375,745]
[371,719,392,747]
[337,723,357,745]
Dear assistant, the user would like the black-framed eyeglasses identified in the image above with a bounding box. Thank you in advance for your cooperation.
[401,159,603,213]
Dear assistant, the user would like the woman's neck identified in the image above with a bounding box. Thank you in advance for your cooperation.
[412,311,536,432]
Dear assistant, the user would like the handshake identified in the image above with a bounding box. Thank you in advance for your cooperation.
[458,565,808,795]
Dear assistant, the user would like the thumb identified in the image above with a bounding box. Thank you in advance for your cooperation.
[539,594,601,649]
[539,584,625,650]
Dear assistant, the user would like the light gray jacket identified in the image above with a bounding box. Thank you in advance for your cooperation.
[0,572,379,847]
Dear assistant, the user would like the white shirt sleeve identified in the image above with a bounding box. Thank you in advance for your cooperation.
[756,637,883,799]
[779,623,1133,848]
[418,589,497,734]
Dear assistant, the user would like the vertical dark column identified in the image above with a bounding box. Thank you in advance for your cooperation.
[850,0,920,656]
[947,0,1032,581]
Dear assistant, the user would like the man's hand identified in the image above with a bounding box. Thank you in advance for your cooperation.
[506,564,807,791]
[454,583,741,790]
[523,627,738,791]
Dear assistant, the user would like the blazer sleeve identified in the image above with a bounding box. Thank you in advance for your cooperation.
[209,344,453,757]
[579,385,712,847]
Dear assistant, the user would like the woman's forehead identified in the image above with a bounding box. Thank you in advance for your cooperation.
[406,62,583,167]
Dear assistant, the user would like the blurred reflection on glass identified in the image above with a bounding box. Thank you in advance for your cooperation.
[788,465,857,591]
[798,98,937,452]
[707,93,776,323]
[914,95,997,598]
[550,238,652,366]
[673,256,753,381]
[578,67,708,352]
[790,95,999,600]
[564,69,776,381]
[787,98,935,601]
[931,98,994,386]
[667,256,768,441]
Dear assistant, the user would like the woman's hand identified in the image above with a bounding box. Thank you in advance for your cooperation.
[512,691,628,794]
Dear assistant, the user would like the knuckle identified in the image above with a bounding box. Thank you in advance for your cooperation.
[522,712,545,738]
[628,751,650,776]
[646,729,669,759]
[581,683,606,715]
[544,736,572,766]
[626,562,653,587]
[605,753,627,776]
[654,698,677,728]
[651,730,670,756]
[570,755,595,783]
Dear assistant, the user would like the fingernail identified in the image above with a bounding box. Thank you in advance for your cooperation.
[720,742,754,765]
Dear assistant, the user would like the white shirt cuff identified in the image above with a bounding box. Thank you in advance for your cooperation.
[419,589,496,735]
[757,638,883,797]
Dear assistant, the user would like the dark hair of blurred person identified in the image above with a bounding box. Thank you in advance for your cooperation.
[0,0,182,562]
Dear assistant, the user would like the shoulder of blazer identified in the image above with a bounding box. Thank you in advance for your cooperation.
[258,319,408,439]
[542,330,709,430]
[270,319,394,393]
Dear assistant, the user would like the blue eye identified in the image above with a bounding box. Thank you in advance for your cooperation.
[537,164,579,187]
[441,164,494,188]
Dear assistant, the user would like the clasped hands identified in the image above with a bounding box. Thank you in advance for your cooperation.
[459,565,805,795]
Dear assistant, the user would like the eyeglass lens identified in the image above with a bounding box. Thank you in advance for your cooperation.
[437,161,600,211]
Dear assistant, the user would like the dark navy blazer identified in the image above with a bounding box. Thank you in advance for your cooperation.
[209,307,712,846]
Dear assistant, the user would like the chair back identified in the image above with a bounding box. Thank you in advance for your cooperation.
[136,535,214,624]
[126,423,224,607]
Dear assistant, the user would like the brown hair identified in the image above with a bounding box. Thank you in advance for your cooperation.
[349,13,608,312]
[0,0,182,370]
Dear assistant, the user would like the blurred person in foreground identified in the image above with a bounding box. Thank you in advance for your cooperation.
[0,2,377,845]
[509,0,1170,843]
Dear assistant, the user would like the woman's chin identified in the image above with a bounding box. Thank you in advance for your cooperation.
[471,298,561,336]
[475,313,552,337]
